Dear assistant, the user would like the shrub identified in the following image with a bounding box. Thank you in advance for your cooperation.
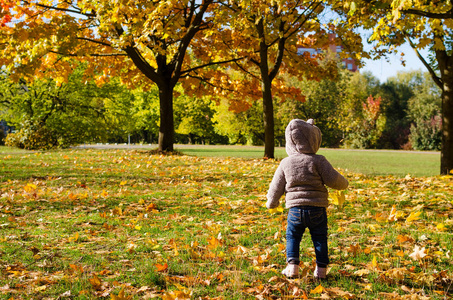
[409,116,442,151]
[343,95,386,149]
[5,122,57,150]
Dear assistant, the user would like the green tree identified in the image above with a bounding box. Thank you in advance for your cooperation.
[0,69,128,149]
[211,98,264,146]
[406,72,442,150]
[175,89,226,145]
[339,0,453,173]
[0,0,237,152]
[276,67,351,148]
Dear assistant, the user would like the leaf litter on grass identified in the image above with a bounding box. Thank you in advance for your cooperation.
[0,149,452,299]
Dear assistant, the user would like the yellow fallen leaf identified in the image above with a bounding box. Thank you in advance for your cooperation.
[330,190,345,208]
[68,232,79,243]
[310,284,324,294]
[371,256,378,269]
[406,211,422,223]
[397,235,413,244]
[388,205,398,222]
[337,227,346,233]
[436,223,446,231]
[269,206,284,214]
[89,274,102,290]
[34,285,47,292]
[111,287,132,300]
[207,236,221,250]
[163,290,191,300]
[354,269,370,276]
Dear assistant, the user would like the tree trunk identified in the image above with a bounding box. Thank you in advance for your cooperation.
[158,84,174,152]
[436,50,453,174]
[262,78,275,159]
[441,85,453,175]
[256,18,275,159]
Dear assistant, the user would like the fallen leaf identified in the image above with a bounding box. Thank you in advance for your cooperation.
[406,211,422,223]
[310,284,324,294]
[408,245,427,261]
[155,262,168,272]
[88,274,102,290]
[268,206,284,214]
[111,287,132,300]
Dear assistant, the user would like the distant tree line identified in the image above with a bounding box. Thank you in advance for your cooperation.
[0,67,441,151]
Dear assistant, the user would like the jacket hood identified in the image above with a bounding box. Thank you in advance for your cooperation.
[285,119,322,155]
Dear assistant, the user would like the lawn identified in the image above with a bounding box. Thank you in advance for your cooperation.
[0,146,452,299]
[177,146,440,177]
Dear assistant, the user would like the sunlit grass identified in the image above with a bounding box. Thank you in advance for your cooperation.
[177,145,440,177]
[0,147,451,299]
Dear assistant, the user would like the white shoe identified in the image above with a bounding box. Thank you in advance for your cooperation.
[281,264,299,278]
[314,266,327,279]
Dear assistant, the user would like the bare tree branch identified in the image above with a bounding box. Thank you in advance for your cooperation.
[22,0,96,18]
[181,56,246,76]
[49,50,127,57]
[76,37,112,47]
[401,8,453,19]
[404,34,443,89]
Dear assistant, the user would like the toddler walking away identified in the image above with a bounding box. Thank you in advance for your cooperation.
[266,119,348,279]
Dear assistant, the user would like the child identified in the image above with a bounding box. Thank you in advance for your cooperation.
[266,119,348,279]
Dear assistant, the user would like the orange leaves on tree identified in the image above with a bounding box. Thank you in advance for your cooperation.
[0,0,13,27]
[363,95,382,121]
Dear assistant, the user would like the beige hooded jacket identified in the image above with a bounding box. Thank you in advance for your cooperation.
[266,119,348,209]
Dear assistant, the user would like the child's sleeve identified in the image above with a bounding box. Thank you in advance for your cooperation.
[266,164,286,209]
[318,156,348,190]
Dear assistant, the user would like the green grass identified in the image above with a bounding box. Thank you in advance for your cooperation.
[0,146,34,154]
[177,145,440,177]
[0,146,452,299]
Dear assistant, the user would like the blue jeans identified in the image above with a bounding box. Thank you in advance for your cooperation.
[286,206,329,267]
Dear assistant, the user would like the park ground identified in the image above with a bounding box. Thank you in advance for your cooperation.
[0,145,452,299]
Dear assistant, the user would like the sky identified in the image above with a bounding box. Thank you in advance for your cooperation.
[360,43,428,83]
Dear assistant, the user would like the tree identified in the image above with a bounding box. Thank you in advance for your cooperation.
[212,98,265,146]
[339,0,453,174]
[0,70,121,149]
[185,0,357,158]
[0,0,234,152]
[238,0,323,158]
[276,68,351,148]
[174,87,226,145]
